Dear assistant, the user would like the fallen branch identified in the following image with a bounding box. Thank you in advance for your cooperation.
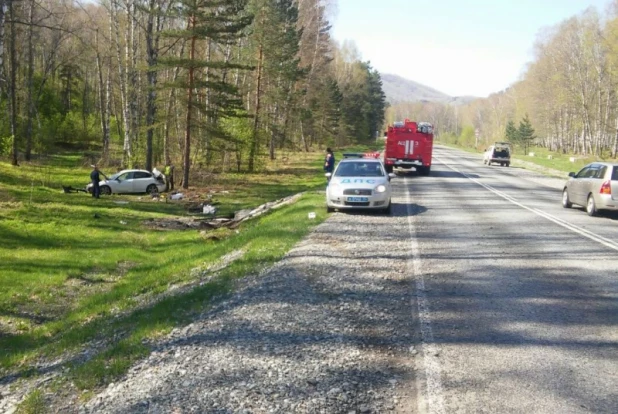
[143,193,304,231]
[62,185,88,194]
[233,193,303,223]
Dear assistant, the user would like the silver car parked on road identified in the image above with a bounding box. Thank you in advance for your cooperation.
[562,162,618,216]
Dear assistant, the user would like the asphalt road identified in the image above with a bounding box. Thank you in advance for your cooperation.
[396,145,618,413]
[12,145,615,414]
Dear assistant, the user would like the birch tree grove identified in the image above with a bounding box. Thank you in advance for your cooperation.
[503,7,618,157]
[1,0,386,182]
[388,3,618,159]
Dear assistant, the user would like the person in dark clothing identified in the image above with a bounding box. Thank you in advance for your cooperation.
[324,147,335,175]
[90,165,108,198]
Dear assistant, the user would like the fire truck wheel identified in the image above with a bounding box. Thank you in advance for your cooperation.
[385,165,394,174]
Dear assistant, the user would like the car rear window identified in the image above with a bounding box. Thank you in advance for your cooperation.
[493,148,509,157]
[612,166,618,181]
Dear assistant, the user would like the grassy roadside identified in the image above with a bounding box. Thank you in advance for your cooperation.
[435,141,604,176]
[508,146,594,175]
[0,151,331,409]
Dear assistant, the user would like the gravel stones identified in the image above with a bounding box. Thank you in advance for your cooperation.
[79,210,419,413]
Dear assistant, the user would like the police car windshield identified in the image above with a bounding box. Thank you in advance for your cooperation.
[334,161,384,177]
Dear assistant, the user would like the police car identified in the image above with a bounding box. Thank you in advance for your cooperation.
[325,153,396,213]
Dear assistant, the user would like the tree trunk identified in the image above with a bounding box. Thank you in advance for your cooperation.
[9,0,17,166]
[0,0,7,96]
[182,14,196,189]
[145,0,160,172]
[163,42,185,166]
[202,39,212,164]
[24,0,35,160]
[270,101,278,160]
[111,0,131,167]
[613,118,618,159]
[248,43,263,172]
[299,119,308,152]
[127,1,139,167]
[95,29,110,160]
[280,85,294,150]
[297,0,323,152]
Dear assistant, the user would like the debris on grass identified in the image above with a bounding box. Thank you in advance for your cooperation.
[62,185,87,194]
[202,204,216,215]
[143,193,303,231]
[199,228,233,242]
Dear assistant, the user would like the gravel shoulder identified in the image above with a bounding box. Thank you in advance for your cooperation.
[76,210,422,414]
[3,147,588,413]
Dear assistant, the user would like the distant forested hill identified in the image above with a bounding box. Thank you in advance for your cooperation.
[381,73,476,105]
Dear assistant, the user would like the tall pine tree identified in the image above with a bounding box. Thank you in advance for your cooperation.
[505,119,518,143]
[518,114,536,154]
[161,0,253,188]
[365,67,386,141]
[245,0,304,169]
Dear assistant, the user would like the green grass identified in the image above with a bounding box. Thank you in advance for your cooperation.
[513,146,594,174]
[0,150,330,393]
[435,140,609,176]
[15,389,46,414]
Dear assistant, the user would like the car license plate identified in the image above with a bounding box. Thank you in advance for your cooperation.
[347,196,368,202]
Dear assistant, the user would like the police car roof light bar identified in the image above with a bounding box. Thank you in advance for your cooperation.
[342,152,381,159]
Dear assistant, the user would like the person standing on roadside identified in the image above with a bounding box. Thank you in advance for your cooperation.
[164,163,175,191]
[324,148,335,181]
[90,164,108,199]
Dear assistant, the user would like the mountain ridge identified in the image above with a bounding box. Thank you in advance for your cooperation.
[380,73,477,105]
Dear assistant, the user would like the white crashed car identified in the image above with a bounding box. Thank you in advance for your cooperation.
[86,169,166,195]
[326,155,396,213]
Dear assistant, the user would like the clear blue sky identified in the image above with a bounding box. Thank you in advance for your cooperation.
[331,0,611,97]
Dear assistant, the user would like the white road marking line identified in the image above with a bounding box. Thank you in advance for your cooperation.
[436,157,618,252]
[404,177,446,414]
[434,150,566,190]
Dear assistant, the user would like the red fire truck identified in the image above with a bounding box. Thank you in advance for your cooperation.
[383,119,434,175]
